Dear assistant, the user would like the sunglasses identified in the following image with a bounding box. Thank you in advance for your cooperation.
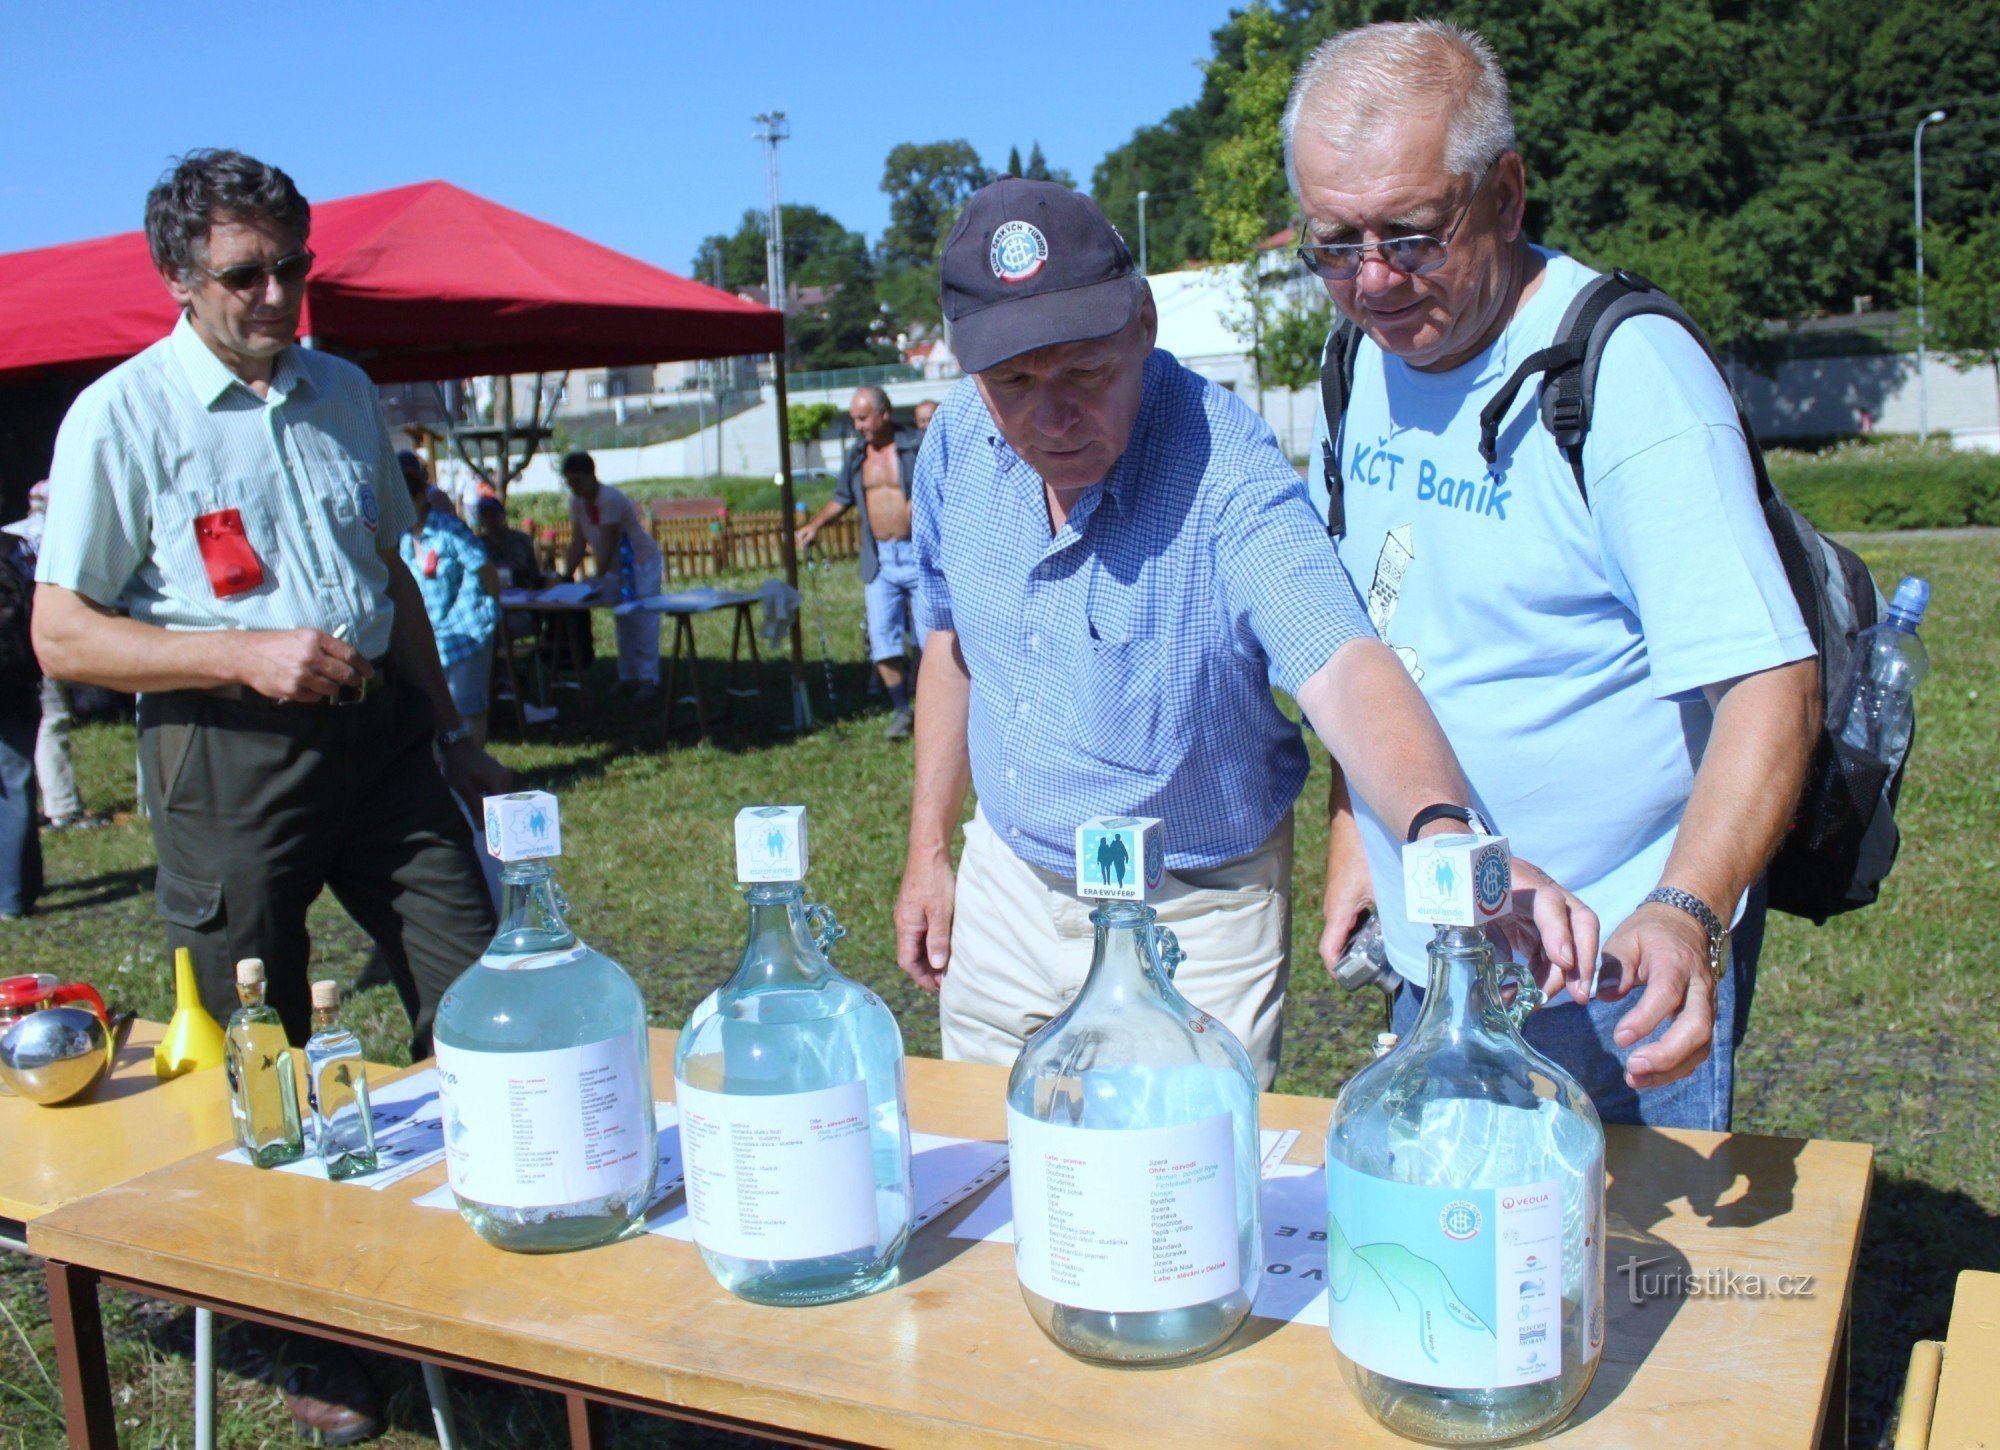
[193,249,316,294]
[1296,166,1495,282]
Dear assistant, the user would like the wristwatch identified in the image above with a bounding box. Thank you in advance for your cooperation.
[1405,803,1493,842]
[436,722,475,751]
[1642,886,1726,980]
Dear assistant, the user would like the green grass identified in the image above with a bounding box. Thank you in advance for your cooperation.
[3,536,1996,1447]
[1770,437,2000,531]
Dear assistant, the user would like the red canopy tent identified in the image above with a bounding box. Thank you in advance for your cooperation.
[0,180,816,721]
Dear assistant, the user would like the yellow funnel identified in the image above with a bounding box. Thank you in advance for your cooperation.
[154,947,226,1079]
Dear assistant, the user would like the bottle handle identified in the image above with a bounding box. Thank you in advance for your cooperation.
[1154,925,1184,981]
[805,902,847,955]
[1496,962,1546,1028]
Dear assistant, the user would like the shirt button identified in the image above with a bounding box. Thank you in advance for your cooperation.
[1010,827,1021,839]
[1006,767,1017,782]
[1016,701,1028,718]
[1025,633,1039,652]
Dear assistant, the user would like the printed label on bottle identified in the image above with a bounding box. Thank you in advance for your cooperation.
[1006,1107,1240,1314]
[1327,1160,1563,1389]
[436,1035,651,1210]
[675,1078,877,1262]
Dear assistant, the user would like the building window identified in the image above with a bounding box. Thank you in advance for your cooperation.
[588,379,607,401]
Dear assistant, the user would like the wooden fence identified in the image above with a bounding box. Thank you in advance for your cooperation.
[526,509,860,580]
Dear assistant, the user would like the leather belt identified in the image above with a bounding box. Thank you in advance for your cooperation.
[202,656,393,708]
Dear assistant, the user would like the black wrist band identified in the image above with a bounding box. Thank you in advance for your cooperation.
[1406,804,1491,842]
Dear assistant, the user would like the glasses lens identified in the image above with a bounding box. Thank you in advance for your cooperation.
[273,253,313,287]
[214,264,266,291]
[1388,235,1449,276]
[1303,244,1363,281]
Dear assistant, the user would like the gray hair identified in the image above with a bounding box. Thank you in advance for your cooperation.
[145,149,311,279]
[852,385,892,415]
[1282,21,1516,194]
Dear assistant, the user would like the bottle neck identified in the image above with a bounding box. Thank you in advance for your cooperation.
[310,1006,340,1035]
[1411,926,1519,1040]
[1074,900,1166,1008]
[730,883,828,987]
[492,859,577,955]
[236,983,267,1010]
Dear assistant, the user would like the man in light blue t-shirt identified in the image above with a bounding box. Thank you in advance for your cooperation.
[1285,21,1821,1129]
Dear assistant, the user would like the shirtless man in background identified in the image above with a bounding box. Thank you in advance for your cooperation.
[796,386,925,738]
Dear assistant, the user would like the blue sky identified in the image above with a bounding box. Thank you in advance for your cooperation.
[3,0,1236,275]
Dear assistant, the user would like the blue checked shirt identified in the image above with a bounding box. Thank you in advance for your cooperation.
[399,512,498,667]
[914,349,1373,873]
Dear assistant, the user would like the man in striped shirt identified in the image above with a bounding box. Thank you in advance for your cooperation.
[35,156,510,1037]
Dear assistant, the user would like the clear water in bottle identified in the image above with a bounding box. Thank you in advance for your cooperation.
[305,981,378,1180]
[435,792,657,1253]
[224,958,303,1168]
[1326,833,1604,1445]
[1005,816,1262,1367]
[1835,575,1930,767]
[674,806,912,1305]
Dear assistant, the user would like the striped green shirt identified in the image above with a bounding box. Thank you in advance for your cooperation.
[39,314,416,660]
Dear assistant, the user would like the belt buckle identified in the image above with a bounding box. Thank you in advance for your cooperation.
[331,673,376,707]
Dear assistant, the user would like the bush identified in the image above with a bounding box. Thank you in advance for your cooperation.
[1768,438,2000,532]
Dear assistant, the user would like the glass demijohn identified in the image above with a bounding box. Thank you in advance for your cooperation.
[1005,816,1262,1366]
[1325,833,1605,1445]
[674,805,913,1305]
[434,792,658,1252]
[305,980,378,1180]
[224,957,304,1167]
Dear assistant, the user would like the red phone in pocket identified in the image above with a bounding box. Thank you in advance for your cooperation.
[192,509,266,598]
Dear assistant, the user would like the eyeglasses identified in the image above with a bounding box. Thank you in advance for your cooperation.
[1296,166,1496,282]
[192,249,315,294]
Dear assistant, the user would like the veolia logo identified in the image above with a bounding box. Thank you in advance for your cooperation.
[1502,1191,1552,1211]
[1440,1200,1483,1240]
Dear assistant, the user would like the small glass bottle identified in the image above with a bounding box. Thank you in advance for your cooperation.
[224,957,303,1167]
[675,806,913,1305]
[1006,816,1262,1367]
[1326,833,1605,1445]
[305,980,378,1180]
[435,792,657,1252]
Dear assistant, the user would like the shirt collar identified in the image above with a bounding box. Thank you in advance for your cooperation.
[168,311,313,409]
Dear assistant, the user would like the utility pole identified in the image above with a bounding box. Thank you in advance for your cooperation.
[754,109,811,730]
[1137,190,1149,276]
[754,112,790,324]
[1914,108,1947,443]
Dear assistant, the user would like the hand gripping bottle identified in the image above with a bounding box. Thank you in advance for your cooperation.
[674,806,913,1304]
[434,792,658,1251]
[1325,833,1605,1444]
[1005,816,1262,1365]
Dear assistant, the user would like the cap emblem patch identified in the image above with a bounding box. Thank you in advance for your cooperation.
[989,221,1049,284]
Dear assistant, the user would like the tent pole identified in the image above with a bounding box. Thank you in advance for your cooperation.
[773,352,812,731]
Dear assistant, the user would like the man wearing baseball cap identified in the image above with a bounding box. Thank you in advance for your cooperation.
[895,178,1597,1083]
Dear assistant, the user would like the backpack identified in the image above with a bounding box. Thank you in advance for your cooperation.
[0,535,41,717]
[1318,268,1903,924]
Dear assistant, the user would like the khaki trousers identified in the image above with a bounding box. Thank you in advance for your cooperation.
[940,805,1294,1088]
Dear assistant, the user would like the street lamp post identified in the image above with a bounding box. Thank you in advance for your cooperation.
[1137,190,1149,276]
[753,112,790,315]
[1914,108,1947,443]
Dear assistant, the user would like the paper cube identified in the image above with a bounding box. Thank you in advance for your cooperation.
[1075,816,1165,901]
[485,791,561,862]
[1402,833,1511,927]
[736,805,808,883]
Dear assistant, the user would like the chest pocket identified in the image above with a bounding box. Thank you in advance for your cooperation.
[154,482,282,603]
[1068,634,1176,777]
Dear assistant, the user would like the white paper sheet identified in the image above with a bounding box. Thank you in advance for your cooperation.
[217,1067,446,1190]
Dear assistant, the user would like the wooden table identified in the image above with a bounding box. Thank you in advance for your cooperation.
[642,588,766,737]
[32,1032,1873,1449]
[1898,1269,2000,1449]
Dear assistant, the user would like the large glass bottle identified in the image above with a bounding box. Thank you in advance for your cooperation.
[305,981,378,1180]
[1326,834,1605,1445]
[674,805,912,1305]
[435,792,657,1252]
[224,957,303,1167]
[1006,816,1262,1366]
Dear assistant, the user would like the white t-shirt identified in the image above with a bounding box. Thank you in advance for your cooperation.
[567,484,663,571]
[1308,249,1814,981]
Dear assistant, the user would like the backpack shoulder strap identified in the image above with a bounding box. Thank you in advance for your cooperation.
[1318,319,1364,538]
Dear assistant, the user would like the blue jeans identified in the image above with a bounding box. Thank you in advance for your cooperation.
[1390,890,1768,1131]
[0,713,44,916]
[864,539,929,664]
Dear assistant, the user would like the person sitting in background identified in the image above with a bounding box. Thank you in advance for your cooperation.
[398,452,498,747]
[475,495,541,593]
[2,481,102,831]
[560,450,663,698]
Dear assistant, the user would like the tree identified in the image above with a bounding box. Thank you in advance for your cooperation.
[1256,286,1336,457]
[1006,146,1023,179]
[879,140,993,269]
[692,204,871,294]
[1925,215,2000,423]
[1193,2,1294,266]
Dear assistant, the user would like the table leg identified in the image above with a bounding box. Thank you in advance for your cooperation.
[680,617,711,737]
[566,1392,605,1450]
[193,1306,214,1450]
[44,1260,117,1449]
[726,604,759,702]
[661,616,686,734]
[421,1362,459,1450]
[1819,1306,1852,1449]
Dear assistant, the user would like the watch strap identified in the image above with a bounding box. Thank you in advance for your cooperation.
[1405,803,1493,842]
[436,722,475,750]
[1642,886,1726,978]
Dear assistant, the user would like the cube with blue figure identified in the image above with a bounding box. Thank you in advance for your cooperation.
[1074,816,1165,902]
[484,791,562,862]
[735,805,808,883]
[1402,832,1511,927]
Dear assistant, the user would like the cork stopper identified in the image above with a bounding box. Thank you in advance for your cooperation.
[310,980,341,1011]
[235,958,267,988]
